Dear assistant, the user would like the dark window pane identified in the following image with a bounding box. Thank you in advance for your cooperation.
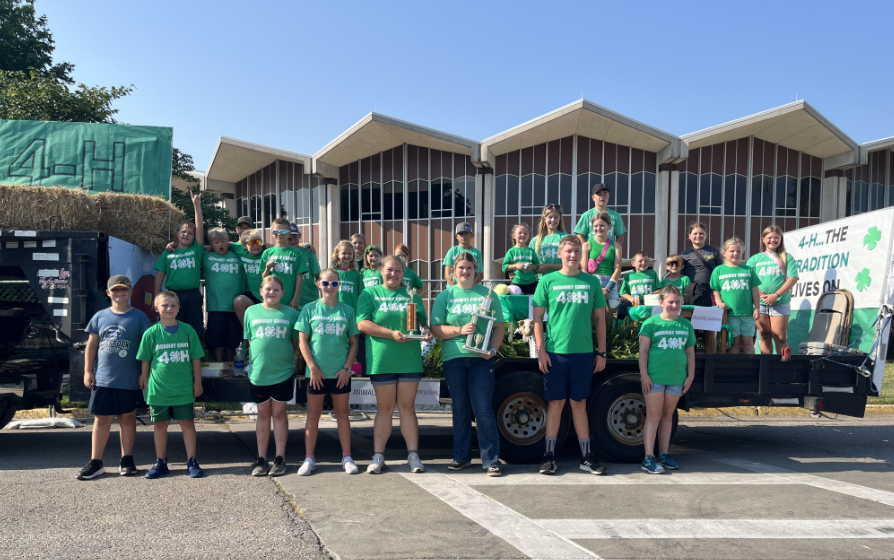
[751,176,762,216]
[521,175,533,208]
[465,178,475,216]
[810,177,821,217]
[576,174,590,215]
[700,175,711,207]
[547,174,559,205]
[799,177,810,217]
[419,182,429,217]
[340,187,349,221]
[533,175,546,207]
[762,176,773,217]
[888,185,894,209]
[630,173,643,214]
[775,177,787,212]
[372,184,381,213]
[442,180,452,214]
[679,175,687,212]
[559,175,572,216]
[496,175,507,216]
[643,173,655,214]
[361,184,371,214]
[393,187,403,220]
[615,173,629,206]
[846,181,852,216]
[431,178,441,211]
[724,175,735,215]
[786,177,797,210]
[711,174,722,207]
[686,174,697,214]
[507,175,519,215]
[384,183,393,221]
[735,175,746,215]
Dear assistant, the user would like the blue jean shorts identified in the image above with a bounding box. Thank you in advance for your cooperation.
[594,275,620,308]
[370,372,422,386]
[544,352,593,402]
[728,315,756,337]
[650,384,684,397]
[759,302,791,317]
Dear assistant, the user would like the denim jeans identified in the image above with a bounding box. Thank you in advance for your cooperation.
[442,357,500,466]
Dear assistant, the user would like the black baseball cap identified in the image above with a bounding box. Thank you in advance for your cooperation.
[236,216,252,227]
[107,275,132,290]
[290,223,300,234]
[592,183,610,195]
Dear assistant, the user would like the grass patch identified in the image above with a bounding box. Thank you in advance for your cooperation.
[60,389,87,409]
[868,362,894,405]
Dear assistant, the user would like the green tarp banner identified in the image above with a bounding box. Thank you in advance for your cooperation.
[0,120,173,198]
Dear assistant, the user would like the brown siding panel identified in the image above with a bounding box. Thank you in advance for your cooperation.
[617,145,630,174]
[736,139,749,175]
[604,143,617,174]
[508,149,521,175]
[590,139,604,174]
[521,147,533,176]
[560,136,574,174]
[629,215,643,257]
[496,153,507,176]
[632,149,644,174]
[534,143,547,176]
[642,215,655,258]
[578,136,590,173]
[644,151,657,171]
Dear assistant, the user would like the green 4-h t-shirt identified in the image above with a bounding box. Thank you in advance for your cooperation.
[709,264,761,316]
[659,275,692,291]
[336,269,364,310]
[261,246,308,306]
[444,245,484,273]
[533,271,606,354]
[363,268,383,289]
[431,284,505,362]
[298,247,322,309]
[620,270,660,298]
[296,300,360,379]
[536,233,565,278]
[243,304,300,386]
[402,267,424,291]
[238,249,264,300]
[502,247,541,285]
[154,240,202,290]
[573,208,627,238]
[639,315,696,386]
[746,252,799,305]
[203,251,245,312]
[357,285,427,375]
[136,322,205,406]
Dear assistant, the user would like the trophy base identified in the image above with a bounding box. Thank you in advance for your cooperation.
[462,345,492,356]
[404,332,427,340]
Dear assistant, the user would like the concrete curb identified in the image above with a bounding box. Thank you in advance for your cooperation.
[681,404,894,417]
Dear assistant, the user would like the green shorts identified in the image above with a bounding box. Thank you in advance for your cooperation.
[727,315,756,338]
[149,403,195,422]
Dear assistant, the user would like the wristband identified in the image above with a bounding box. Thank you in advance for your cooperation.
[605,280,617,291]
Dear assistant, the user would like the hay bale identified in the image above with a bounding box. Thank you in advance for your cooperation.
[0,185,184,254]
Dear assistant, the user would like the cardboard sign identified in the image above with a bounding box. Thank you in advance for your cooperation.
[349,379,441,406]
[689,306,724,332]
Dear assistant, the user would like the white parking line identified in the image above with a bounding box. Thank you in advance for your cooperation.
[451,471,790,486]
[401,472,602,560]
[692,450,894,508]
[537,519,894,539]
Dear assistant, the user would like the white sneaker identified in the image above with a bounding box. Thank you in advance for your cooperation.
[342,456,359,474]
[297,458,315,476]
[407,452,425,473]
[367,453,385,474]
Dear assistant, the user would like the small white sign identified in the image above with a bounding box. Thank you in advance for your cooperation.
[38,269,60,277]
[5,242,18,249]
[42,239,56,247]
[690,306,725,332]
[33,253,59,261]
[348,379,440,406]
[53,309,68,317]
[47,296,69,304]
[14,230,37,237]
[23,241,37,248]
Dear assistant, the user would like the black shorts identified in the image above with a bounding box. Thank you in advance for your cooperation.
[88,387,143,416]
[307,377,352,396]
[205,311,242,349]
[517,282,538,295]
[173,288,204,336]
[250,377,295,404]
[240,291,261,305]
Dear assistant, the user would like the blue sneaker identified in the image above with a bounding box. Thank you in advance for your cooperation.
[657,453,679,470]
[187,457,204,478]
[641,455,665,475]
[144,458,169,479]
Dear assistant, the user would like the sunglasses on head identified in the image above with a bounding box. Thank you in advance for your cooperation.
[545,203,563,211]
[247,239,262,247]
[272,229,291,236]
[320,280,340,288]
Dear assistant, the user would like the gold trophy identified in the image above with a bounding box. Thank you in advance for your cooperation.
[462,283,498,355]
[403,287,426,340]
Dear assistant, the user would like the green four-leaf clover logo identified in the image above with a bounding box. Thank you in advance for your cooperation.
[855,268,872,292]
[863,227,882,250]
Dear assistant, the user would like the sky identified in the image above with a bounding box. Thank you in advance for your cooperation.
[40,0,894,171]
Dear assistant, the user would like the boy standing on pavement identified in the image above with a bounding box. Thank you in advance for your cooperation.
[443,222,484,285]
[137,291,206,479]
[573,184,627,247]
[77,275,152,480]
[261,218,308,310]
[533,235,608,476]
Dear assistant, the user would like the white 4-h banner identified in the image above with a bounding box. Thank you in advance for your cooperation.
[784,207,894,391]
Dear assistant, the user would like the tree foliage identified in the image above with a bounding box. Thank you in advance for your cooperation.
[0,0,72,83]
[169,148,237,241]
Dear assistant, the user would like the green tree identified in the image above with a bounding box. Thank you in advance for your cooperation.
[0,0,72,83]
[170,148,238,241]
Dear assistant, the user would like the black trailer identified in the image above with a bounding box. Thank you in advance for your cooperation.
[0,230,877,465]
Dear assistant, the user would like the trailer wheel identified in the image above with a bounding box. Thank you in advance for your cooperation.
[493,371,569,464]
[0,405,15,431]
[589,373,678,463]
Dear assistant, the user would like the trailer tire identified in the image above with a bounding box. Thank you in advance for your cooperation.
[589,373,678,463]
[0,405,15,431]
[493,370,569,464]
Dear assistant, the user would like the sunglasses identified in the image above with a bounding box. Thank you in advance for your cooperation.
[320,281,340,288]
[544,203,563,211]
[666,261,682,267]
[247,239,262,247]
[272,229,291,236]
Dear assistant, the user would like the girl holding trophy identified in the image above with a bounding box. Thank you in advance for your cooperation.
[357,255,433,474]
[431,253,506,476]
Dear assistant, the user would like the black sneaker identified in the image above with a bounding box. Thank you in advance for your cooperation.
[119,455,138,476]
[77,459,105,480]
[268,456,287,477]
[251,457,270,477]
[539,453,557,475]
[580,453,607,475]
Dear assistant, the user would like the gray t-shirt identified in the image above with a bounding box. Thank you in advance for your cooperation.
[85,307,152,390]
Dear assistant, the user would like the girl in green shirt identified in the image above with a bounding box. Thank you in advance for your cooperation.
[638,285,696,474]
[659,254,691,292]
[331,240,364,310]
[362,246,384,289]
[710,237,761,355]
[502,223,541,295]
[357,255,433,475]
[394,244,424,294]
[234,229,266,325]
[533,203,567,278]
[747,225,799,360]
[582,211,622,336]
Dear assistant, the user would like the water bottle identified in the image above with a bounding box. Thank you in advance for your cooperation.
[234,343,245,377]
